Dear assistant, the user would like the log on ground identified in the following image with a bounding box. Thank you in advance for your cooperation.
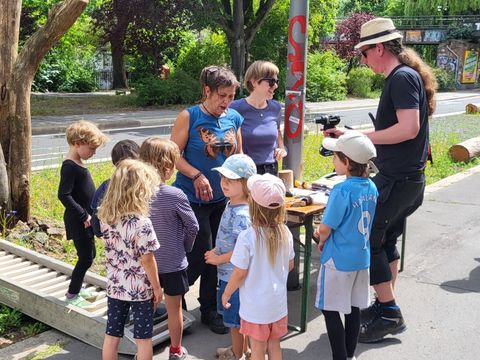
[449,136,480,162]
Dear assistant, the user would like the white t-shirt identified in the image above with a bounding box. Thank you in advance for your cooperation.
[230,226,294,324]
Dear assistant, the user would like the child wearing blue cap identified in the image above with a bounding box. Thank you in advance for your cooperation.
[204,154,257,360]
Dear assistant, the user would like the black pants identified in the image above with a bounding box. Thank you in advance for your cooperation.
[68,230,96,294]
[256,162,278,175]
[323,307,360,360]
[188,201,226,314]
[369,173,425,285]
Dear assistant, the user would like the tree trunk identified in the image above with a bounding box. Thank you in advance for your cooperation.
[0,0,88,222]
[217,0,276,92]
[229,0,246,89]
[0,0,22,162]
[110,1,130,90]
[0,144,8,208]
[111,37,128,89]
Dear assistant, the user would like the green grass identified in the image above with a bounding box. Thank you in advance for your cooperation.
[31,94,139,116]
[25,113,479,276]
[30,94,184,117]
[0,304,50,339]
[26,343,63,360]
[302,113,480,185]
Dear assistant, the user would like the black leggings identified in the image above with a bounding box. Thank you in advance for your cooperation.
[68,232,96,294]
[323,307,360,360]
[188,201,226,314]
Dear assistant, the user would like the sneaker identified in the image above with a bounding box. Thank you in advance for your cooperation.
[360,298,380,324]
[216,346,233,358]
[65,295,95,309]
[169,346,188,360]
[347,357,357,360]
[79,289,98,301]
[358,307,406,343]
[201,311,229,335]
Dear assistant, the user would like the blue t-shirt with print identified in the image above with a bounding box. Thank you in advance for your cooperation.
[216,203,250,281]
[321,177,378,272]
[174,105,243,204]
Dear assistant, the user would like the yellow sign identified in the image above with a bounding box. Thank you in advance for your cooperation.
[461,50,478,84]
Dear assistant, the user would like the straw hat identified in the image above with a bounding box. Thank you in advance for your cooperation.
[354,18,403,49]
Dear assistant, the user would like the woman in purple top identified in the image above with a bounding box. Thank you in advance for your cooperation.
[230,60,287,175]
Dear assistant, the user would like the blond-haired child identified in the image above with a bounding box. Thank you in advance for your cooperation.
[140,137,199,360]
[98,159,162,360]
[58,120,108,308]
[204,154,256,360]
[222,173,294,360]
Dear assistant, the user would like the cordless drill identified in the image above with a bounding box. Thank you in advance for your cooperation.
[315,114,341,157]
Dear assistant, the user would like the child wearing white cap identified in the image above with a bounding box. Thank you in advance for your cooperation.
[205,154,256,360]
[221,173,294,360]
[314,131,379,360]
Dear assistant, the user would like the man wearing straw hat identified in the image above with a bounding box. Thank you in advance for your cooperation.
[325,17,437,343]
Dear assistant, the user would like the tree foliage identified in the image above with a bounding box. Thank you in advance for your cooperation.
[192,0,276,86]
[308,0,341,50]
[338,0,387,17]
[21,0,99,92]
[92,0,194,88]
[404,0,480,16]
[333,12,375,73]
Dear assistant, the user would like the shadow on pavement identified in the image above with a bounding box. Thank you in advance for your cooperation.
[440,258,480,293]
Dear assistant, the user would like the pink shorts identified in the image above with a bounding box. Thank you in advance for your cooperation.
[240,316,288,341]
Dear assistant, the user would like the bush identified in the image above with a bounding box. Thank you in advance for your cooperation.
[372,73,385,91]
[306,51,347,102]
[135,70,200,106]
[432,67,456,91]
[59,66,97,92]
[347,67,375,97]
[176,32,230,80]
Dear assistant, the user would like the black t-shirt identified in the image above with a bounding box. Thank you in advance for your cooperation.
[58,159,95,240]
[374,64,429,178]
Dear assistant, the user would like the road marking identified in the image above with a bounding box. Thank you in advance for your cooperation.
[32,157,111,172]
[432,111,465,118]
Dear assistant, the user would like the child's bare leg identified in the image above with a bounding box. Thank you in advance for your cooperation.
[231,328,244,358]
[165,294,183,348]
[243,336,250,357]
[135,338,153,360]
[266,338,282,360]
[249,337,267,360]
[102,334,120,360]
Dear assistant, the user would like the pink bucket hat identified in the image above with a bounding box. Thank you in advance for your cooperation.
[247,173,286,209]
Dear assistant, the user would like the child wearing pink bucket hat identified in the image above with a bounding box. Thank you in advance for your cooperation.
[221,173,295,360]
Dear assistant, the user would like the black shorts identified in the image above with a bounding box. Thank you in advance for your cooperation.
[159,269,189,296]
[105,297,154,339]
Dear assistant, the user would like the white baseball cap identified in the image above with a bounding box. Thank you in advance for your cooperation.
[322,131,376,164]
[247,173,286,209]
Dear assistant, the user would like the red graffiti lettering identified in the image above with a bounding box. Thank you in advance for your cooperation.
[285,15,306,139]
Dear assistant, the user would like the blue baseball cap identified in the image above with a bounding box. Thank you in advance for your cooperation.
[213,154,257,179]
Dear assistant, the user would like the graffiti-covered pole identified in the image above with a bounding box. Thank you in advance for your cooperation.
[283,0,309,181]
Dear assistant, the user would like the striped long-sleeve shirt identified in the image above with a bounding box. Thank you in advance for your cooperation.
[150,184,199,273]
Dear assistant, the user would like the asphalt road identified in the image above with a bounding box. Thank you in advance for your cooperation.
[31,94,480,170]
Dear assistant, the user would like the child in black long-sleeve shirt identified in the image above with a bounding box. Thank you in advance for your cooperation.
[58,120,108,308]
